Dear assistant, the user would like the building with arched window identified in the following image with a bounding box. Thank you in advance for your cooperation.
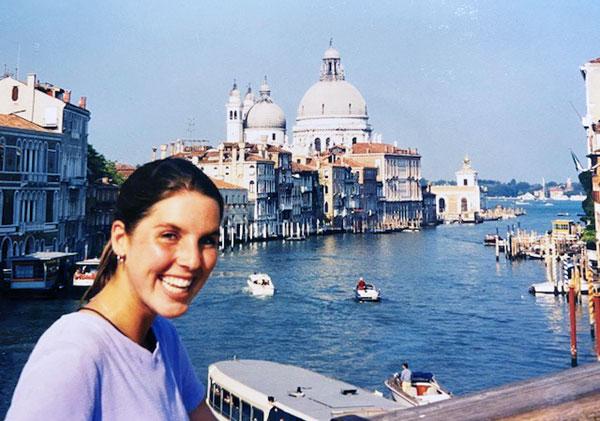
[430,156,481,223]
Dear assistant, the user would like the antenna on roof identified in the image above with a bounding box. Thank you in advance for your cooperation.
[15,43,21,80]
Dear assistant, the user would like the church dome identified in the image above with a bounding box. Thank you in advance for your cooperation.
[323,47,340,59]
[246,101,286,129]
[297,80,367,118]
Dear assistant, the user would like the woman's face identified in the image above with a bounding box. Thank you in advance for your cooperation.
[117,190,221,319]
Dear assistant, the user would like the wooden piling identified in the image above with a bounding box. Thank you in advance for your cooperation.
[495,236,500,262]
[569,284,577,367]
[595,293,600,361]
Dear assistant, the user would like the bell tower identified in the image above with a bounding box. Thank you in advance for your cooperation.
[226,80,243,142]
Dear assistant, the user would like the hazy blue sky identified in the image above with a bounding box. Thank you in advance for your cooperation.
[2,0,600,182]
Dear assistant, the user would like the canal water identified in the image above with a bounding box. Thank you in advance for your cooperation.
[0,199,596,414]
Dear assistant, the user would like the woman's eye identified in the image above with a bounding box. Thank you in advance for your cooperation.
[200,236,219,247]
[161,232,179,241]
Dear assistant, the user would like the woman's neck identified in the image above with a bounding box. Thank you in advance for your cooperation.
[86,274,156,348]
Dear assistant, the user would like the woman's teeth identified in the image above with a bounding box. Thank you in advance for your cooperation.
[161,276,192,292]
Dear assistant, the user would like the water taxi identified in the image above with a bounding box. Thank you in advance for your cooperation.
[207,359,409,421]
[72,258,100,288]
[384,371,451,406]
[247,273,275,297]
[9,252,77,293]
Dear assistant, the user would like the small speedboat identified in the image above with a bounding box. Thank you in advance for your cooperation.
[355,283,380,302]
[384,371,451,406]
[247,273,275,297]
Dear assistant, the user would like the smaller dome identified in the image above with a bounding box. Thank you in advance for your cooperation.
[323,47,340,59]
[246,102,286,129]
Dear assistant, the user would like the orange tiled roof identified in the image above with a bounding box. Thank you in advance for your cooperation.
[210,178,245,190]
[352,142,418,156]
[292,162,316,172]
[0,114,55,133]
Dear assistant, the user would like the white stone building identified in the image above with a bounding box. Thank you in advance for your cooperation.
[292,43,372,156]
[226,78,286,146]
[430,157,481,223]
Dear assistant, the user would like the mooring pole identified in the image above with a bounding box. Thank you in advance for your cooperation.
[594,293,600,361]
[568,284,577,367]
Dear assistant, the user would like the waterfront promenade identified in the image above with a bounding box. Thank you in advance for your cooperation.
[0,200,596,416]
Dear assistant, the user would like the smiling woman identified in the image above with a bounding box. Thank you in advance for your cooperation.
[6,158,223,421]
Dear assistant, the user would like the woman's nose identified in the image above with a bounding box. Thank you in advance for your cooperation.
[178,240,202,270]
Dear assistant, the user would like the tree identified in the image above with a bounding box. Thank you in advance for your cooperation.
[87,144,125,185]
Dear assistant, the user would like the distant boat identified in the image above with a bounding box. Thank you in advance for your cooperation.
[515,201,528,205]
[247,273,275,297]
[544,202,554,207]
[384,371,451,407]
[557,212,569,216]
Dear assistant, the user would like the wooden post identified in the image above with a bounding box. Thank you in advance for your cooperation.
[569,284,578,367]
[594,292,600,361]
[495,236,500,262]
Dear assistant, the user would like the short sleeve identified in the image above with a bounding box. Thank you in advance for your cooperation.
[177,340,205,412]
[6,335,99,420]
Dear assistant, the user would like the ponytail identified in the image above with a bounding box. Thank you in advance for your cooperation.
[81,241,117,303]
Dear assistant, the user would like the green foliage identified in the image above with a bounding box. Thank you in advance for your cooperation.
[87,144,125,186]
[578,170,594,230]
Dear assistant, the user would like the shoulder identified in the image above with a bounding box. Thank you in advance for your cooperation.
[152,316,184,353]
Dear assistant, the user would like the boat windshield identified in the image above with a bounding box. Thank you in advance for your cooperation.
[267,406,303,421]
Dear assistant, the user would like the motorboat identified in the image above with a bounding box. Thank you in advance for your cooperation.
[355,282,381,302]
[207,359,409,421]
[483,234,503,246]
[529,280,588,295]
[247,273,275,297]
[384,371,451,407]
[72,258,100,288]
[285,234,306,241]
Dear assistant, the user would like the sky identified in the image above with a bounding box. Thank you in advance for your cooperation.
[2,0,600,183]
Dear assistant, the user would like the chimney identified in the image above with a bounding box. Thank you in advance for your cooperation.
[152,147,157,161]
[26,73,37,87]
[63,90,71,103]
[78,96,87,109]
[160,144,167,159]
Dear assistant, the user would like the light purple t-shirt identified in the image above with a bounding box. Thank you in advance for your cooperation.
[6,312,205,420]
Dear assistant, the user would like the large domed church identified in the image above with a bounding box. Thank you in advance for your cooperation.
[292,42,373,156]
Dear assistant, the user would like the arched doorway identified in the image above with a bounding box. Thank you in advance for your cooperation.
[24,236,35,254]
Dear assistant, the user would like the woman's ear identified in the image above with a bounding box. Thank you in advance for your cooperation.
[111,220,129,257]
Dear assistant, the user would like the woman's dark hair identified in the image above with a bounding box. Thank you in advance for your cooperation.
[82,158,224,301]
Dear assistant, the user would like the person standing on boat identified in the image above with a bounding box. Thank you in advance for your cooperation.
[7,158,222,420]
[357,277,366,290]
[400,362,412,395]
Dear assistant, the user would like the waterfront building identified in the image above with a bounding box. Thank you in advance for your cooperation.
[430,156,481,223]
[580,57,600,246]
[291,161,322,235]
[211,178,249,246]
[0,73,89,258]
[292,43,373,157]
[341,157,380,231]
[0,115,63,265]
[349,143,423,229]
[316,154,361,230]
[421,184,438,226]
[85,178,118,258]
[197,142,278,239]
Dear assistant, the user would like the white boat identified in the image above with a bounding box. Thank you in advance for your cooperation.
[285,234,306,241]
[207,359,409,421]
[384,371,451,407]
[72,258,100,288]
[355,283,381,302]
[529,281,588,295]
[247,273,275,297]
